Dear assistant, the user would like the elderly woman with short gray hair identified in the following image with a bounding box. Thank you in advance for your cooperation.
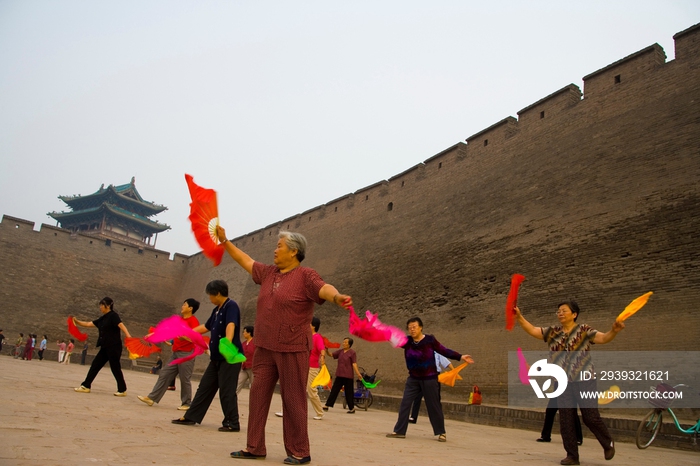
[216,226,352,465]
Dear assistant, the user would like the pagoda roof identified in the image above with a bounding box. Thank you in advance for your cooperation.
[48,203,170,233]
[58,177,167,215]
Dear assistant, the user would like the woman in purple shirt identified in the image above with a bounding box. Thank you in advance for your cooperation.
[323,337,364,413]
[386,317,473,442]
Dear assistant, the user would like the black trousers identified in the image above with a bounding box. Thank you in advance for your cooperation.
[409,380,442,421]
[558,380,613,459]
[394,377,444,436]
[184,360,241,428]
[325,376,355,410]
[81,345,126,392]
[541,400,582,442]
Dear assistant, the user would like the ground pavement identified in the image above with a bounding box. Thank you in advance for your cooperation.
[0,356,697,466]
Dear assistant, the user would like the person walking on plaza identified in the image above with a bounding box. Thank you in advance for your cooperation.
[80,337,89,365]
[73,297,132,396]
[38,335,47,361]
[515,301,623,465]
[139,298,201,410]
[0,329,5,354]
[171,282,243,431]
[63,339,75,364]
[306,317,327,420]
[57,339,66,363]
[322,337,364,414]
[236,326,255,395]
[22,334,33,360]
[13,333,23,358]
[217,226,352,465]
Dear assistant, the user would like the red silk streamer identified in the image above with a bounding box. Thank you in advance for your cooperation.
[348,307,408,348]
[185,174,224,266]
[67,316,88,342]
[505,274,526,330]
[145,315,208,365]
[125,337,162,359]
[322,336,340,349]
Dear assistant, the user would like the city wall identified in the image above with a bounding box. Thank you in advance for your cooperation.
[1,23,699,403]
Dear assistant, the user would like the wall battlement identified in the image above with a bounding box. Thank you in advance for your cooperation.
[222,24,699,238]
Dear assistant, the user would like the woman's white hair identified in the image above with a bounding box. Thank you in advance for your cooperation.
[278,231,307,262]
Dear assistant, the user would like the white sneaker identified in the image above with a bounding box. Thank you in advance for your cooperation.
[274,412,283,417]
[74,385,90,393]
[178,405,190,410]
[114,391,127,397]
[313,415,324,420]
[138,395,154,406]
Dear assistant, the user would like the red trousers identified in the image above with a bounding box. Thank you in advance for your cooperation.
[246,348,309,457]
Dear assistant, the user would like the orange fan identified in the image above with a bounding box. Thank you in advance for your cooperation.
[125,337,162,359]
[505,274,526,330]
[438,361,471,387]
[67,316,88,342]
[616,292,653,322]
[185,174,224,266]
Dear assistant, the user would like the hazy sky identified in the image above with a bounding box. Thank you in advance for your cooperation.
[1,1,698,257]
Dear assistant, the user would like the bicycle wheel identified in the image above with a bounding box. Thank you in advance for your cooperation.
[365,392,373,409]
[636,409,663,449]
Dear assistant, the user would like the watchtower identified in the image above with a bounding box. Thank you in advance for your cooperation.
[48,177,170,248]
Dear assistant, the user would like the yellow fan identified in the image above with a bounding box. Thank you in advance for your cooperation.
[598,385,620,405]
[311,364,331,388]
[616,292,653,322]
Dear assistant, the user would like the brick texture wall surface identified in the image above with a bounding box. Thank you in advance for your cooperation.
[1,24,698,404]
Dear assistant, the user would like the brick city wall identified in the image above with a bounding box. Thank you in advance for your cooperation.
[1,23,699,403]
[0,216,190,340]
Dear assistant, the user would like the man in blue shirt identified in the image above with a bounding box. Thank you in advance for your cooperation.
[172,280,243,432]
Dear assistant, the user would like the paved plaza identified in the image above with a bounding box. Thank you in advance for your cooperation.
[0,356,697,466]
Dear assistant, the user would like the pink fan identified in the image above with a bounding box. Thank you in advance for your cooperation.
[517,347,531,385]
[145,315,208,365]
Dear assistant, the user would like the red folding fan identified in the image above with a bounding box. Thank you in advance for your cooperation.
[185,174,224,266]
[505,274,526,331]
[322,336,340,349]
[125,337,162,359]
[67,316,88,342]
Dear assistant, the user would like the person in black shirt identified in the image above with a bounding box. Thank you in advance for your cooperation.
[72,297,132,396]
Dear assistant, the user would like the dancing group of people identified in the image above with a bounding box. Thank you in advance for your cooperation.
[69,225,626,465]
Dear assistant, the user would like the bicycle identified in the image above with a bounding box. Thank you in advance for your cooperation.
[635,383,700,449]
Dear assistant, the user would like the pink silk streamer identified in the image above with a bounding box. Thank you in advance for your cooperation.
[144,315,208,365]
[517,347,531,385]
[348,307,408,348]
